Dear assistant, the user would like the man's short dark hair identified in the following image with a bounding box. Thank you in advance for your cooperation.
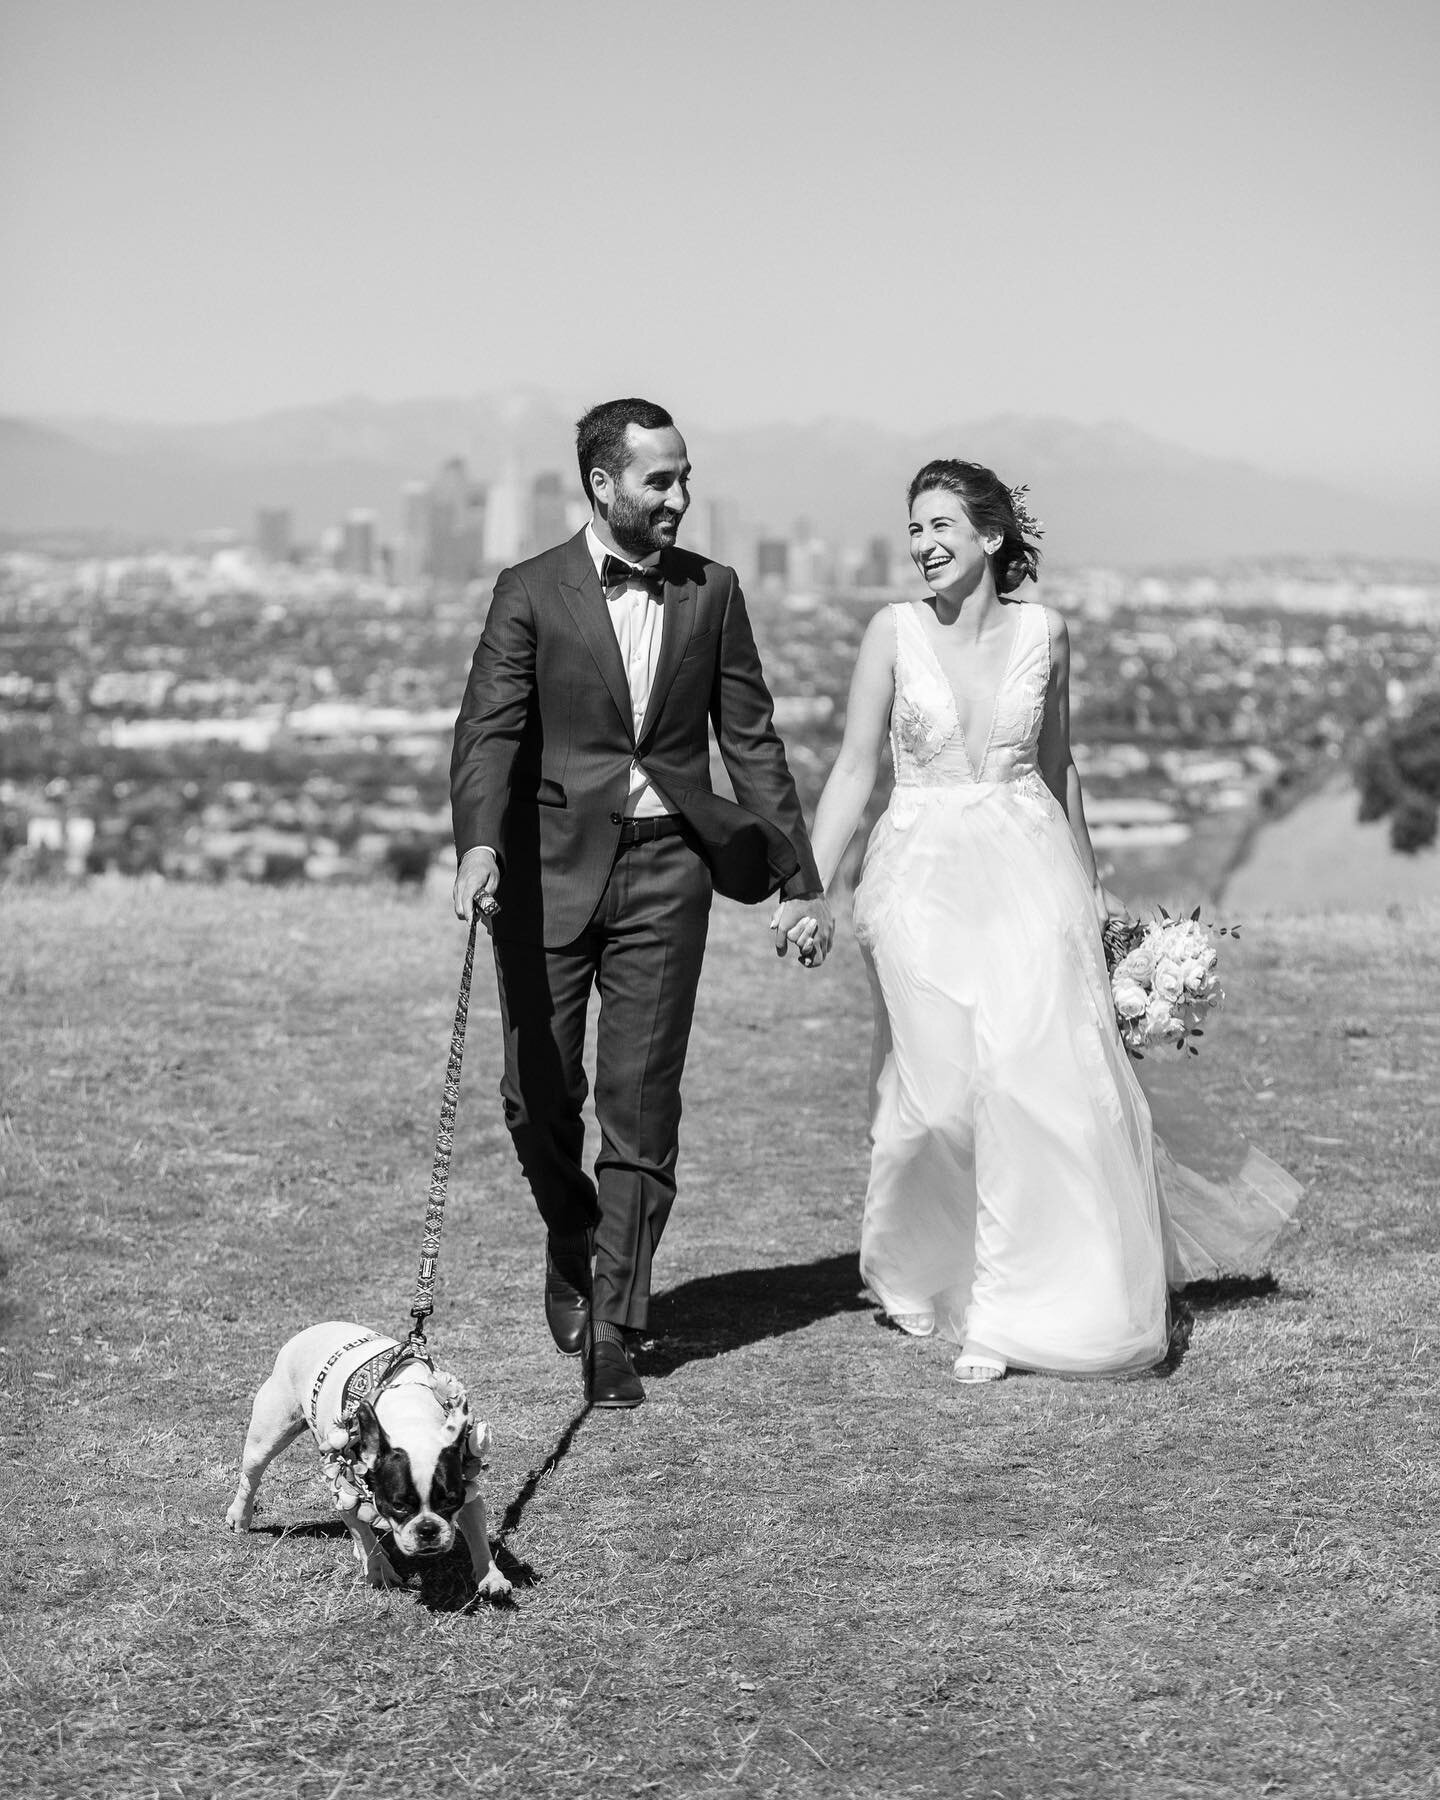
[575,397,674,501]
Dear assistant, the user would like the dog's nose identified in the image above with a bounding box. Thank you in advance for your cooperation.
[413,1516,443,1546]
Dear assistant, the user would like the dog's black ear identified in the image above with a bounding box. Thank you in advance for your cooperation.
[353,1399,389,1466]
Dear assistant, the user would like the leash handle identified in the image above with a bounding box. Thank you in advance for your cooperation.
[409,909,482,1333]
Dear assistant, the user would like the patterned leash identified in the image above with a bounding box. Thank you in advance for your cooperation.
[403,894,498,1351]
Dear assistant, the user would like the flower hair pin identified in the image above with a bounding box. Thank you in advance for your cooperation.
[1007,483,1045,542]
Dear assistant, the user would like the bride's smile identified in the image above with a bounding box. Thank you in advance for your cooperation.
[908,491,999,602]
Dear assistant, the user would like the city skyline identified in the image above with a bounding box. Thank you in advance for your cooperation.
[2,1,1437,505]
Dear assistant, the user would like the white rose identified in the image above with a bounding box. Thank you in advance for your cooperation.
[1117,946,1155,984]
[1146,997,1182,1037]
[1182,960,1209,992]
[1152,961,1185,1003]
[1113,980,1148,1019]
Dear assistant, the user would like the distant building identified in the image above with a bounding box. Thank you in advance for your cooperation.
[484,474,524,566]
[338,510,377,577]
[255,506,294,564]
[789,527,833,596]
[687,497,738,565]
[756,536,790,600]
[857,535,893,589]
[757,539,789,582]
[396,480,431,586]
[427,458,487,584]
[529,471,570,555]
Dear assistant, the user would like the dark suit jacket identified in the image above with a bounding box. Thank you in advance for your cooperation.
[451,530,822,947]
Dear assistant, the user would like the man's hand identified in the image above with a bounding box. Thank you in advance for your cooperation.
[454,846,500,925]
[770,894,835,968]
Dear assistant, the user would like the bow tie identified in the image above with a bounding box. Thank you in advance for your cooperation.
[600,553,663,592]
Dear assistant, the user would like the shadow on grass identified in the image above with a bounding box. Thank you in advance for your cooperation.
[400,1413,600,1612]
[406,1539,529,1614]
[254,1501,539,1613]
[637,1250,870,1377]
[1180,1272,1284,1310]
[252,1518,350,1541]
[1159,1273,1288,1377]
[496,1402,589,1552]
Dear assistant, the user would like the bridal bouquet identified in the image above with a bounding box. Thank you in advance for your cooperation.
[1102,907,1235,1058]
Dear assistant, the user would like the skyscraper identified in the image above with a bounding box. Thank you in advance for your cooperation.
[528,471,570,556]
[686,496,738,565]
[756,538,789,600]
[255,506,293,564]
[484,473,523,567]
[428,458,487,584]
[338,509,376,577]
[396,479,431,586]
[788,524,833,597]
[858,534,893,590]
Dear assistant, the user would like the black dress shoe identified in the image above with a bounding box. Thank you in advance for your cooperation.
[544,1234,592,1357]
[585,1331,645,1409]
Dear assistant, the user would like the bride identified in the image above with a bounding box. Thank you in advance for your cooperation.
[788,459,1301,1382]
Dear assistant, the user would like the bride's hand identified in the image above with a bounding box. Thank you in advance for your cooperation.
[1093,884,1129,929]
[770,896,834,966]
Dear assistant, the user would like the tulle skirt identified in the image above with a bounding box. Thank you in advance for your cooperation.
[852,778,1300,1376]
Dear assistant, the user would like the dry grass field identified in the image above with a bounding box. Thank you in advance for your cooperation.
[2,882,1437,1799]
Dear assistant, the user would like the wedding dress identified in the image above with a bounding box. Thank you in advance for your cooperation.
[852,600,1301,1375]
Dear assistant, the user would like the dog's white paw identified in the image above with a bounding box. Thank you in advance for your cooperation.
[348,1536,405,1589]
[366,1554,407,1590]
[475,1564,513,1602]
[225,1501,253,1533]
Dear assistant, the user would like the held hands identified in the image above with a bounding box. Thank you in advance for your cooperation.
[770,894,835,969]
[453,846,501,928]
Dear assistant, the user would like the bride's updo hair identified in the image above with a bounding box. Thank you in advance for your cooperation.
[906,459,1042,595]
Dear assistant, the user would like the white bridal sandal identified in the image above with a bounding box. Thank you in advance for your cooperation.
[952,1347,1006,1384]
[890,1311,936,1337]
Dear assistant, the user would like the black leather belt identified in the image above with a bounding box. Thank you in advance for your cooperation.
[615,814,685,847]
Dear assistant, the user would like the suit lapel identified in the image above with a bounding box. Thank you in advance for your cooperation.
[556,533,635,741]
[636,560,695,747]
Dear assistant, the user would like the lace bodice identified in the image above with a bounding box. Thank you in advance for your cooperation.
[889,600,1051,791]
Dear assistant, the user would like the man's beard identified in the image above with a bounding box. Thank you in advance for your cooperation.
[608,487,679,559]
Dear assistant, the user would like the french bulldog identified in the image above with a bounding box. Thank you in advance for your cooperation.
[225,1320,512,1600]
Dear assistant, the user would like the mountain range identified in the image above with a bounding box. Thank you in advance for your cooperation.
[1,392,1434,564]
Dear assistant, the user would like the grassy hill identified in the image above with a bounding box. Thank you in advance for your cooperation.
[1225,775,1440,914]
[2,884,1437,1798]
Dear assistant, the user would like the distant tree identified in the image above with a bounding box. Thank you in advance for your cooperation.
[1390,792,1438,855]
[1356,692,1440,854]
[385,836,433,887]
[259,849,308,885]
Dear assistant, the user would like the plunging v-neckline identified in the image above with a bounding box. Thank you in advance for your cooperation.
[910,601,1027,780]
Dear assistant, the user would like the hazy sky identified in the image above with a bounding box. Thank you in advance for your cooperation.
[2,0,1436,497]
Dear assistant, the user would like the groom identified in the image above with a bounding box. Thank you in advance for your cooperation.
[451,397,833,1408]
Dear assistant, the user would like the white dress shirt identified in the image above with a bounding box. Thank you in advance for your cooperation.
[585,523,673,819]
